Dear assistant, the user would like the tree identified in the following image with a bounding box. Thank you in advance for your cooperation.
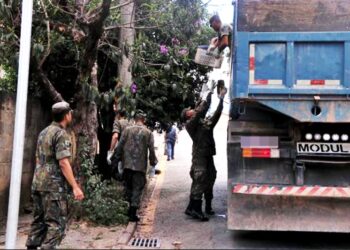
[1,0,116,173]
[128,0,215,128]
[0,0,214,223]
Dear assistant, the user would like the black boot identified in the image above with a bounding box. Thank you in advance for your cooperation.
[185,199,194,216]
[190,200,209,222]
[128,206,140,222]
[205,199,215,215]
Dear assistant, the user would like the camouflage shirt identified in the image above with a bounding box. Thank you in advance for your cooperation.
[115,124,158,173]
[186,94,223,157]
[217,24,232,50]
[218,24,232,38]
[31,122,72,192]
[112,117,130,136]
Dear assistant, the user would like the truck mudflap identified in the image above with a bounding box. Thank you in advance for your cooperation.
[228,185,350,232]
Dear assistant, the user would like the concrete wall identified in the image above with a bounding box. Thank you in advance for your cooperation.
[0,94,49,221]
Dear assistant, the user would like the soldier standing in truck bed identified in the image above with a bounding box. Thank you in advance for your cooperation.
[181,86,227,221]
[209,14,232,53]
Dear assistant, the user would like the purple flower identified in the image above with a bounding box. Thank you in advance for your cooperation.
[172,38,180,46]
[194,19,201,27]
[160,45,169,55]
[131,82,137,94]
[178,47,189,56]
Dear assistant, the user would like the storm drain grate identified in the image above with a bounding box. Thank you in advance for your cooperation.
[128,237,161,248]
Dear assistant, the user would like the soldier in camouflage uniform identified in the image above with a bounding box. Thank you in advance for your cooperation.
[181,86,227,221]
[113,110,158,222]
[107,110,130,180]
[209,15,232,53]
[26,102,84,250]
[107,110,130,164]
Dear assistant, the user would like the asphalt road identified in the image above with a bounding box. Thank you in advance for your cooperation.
[148,115,350,250]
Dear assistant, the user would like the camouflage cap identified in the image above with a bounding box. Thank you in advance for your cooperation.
[134,109,147,119]
[181,107,191,122]
[52,101,72,115]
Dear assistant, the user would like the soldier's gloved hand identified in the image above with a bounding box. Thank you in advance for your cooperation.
[107,150,113,165]
[219,87,227,100]
[73,185,84,201]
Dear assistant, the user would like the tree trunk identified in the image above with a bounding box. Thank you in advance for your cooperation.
[72,0,111,182]
[118,0,135,87]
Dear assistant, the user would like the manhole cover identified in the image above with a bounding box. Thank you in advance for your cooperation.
[128,237,161,248]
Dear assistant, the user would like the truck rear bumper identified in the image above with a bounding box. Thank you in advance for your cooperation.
[228,189,350,232]
[233,184,350,198]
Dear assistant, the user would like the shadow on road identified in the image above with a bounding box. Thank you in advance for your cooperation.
[230,230,350,249]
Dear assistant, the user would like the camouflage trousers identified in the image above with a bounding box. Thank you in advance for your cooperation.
[123,169,146,208]
[190,155,217,201]
[26,191,68,249]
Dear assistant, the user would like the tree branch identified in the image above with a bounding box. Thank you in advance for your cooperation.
[76,0,112,83]
[110,0,134,10]
[35,0,63,103]
[38,68,64,103]
[38,0,51,68]
[47,0,76,16]
[105,25,159,30]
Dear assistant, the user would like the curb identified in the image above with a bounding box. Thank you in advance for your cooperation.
[115,222,137,246]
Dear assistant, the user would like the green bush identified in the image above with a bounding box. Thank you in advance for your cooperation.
[76,139,129,226]
[82,178,129,226]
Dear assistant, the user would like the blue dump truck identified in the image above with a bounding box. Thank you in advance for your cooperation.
[228,0,350,232]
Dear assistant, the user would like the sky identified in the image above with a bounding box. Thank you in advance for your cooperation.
[206,0,234,25]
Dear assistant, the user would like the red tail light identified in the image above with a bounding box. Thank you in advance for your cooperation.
[242,148,280,158]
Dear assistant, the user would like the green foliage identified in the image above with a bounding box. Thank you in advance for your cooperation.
[0,64,16,93]
[129,0,215,128]
[77,137,129,226]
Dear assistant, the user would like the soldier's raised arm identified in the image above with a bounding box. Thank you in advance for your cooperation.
[210,87,227,128]
[210,99,224,128]
[186,93,212,133]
